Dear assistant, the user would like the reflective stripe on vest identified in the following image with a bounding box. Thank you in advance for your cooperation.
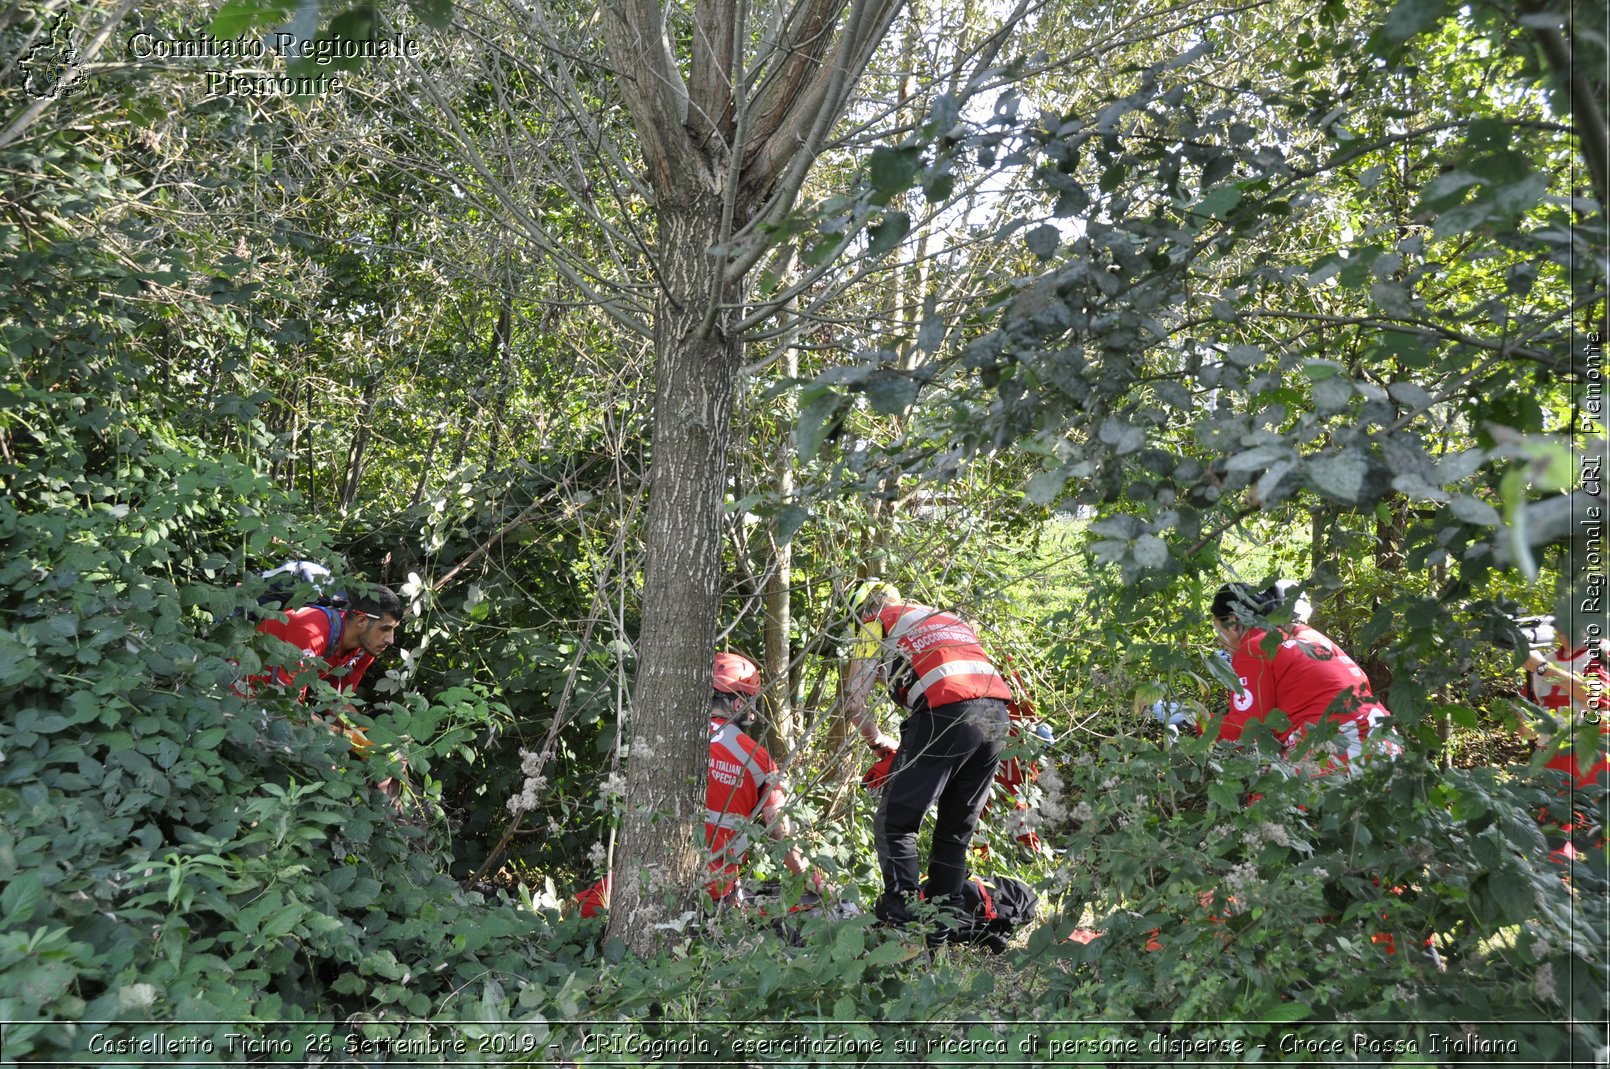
[706,809,751,831]
[909,659,1001,710]
[875,602,1010,710]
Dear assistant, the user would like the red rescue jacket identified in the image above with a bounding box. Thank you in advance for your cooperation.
[864,602,1011,712]
[1213,624,1389,752]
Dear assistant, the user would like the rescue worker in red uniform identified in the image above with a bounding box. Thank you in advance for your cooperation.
[253,586,402,702]
[249,586,404,788]
[706,651,817,900]
[1208,582,1400,771]
[1521,625,1607,863]
[842,580,1012,936]
[577,652,817,915]
[1524,631,1609,788]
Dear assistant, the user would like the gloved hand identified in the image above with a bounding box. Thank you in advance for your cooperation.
[1149,700,1192,730]
[862,747,898,791]
[866,731,899,754]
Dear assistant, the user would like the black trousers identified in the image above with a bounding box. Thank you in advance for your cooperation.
[873,697,1009,917]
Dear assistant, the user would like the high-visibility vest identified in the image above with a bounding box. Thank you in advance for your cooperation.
[866,602,1011,712]
[705,718,783,897]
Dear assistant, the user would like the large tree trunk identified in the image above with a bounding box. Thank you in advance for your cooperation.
[600,0,907,955]
[605,195,742,950]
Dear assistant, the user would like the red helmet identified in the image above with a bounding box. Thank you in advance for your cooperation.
[712,652,761,696]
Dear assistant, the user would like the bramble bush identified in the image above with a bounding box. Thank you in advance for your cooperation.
[0,206,571,1056]
[0,141,995,1065]
[1020,723,1606,1060]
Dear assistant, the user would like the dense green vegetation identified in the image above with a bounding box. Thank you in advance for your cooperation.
[1,0,1604,1062]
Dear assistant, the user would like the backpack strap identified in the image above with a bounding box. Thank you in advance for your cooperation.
[974,877,999,922]
[313,604,345,661]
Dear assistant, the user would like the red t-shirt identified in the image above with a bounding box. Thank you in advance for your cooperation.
[1530,644,1608,788]
[254,606,375,699]
[1214,624,1389,747]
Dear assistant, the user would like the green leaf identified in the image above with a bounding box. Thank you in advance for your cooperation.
[865,371,919,416]
[833,924,866,960]
[1197,185,1242,220]
[1025,224,1061,259]
[1207,781,1241,811]
[1097,418,1144,454]
[411,0,454,27]
[1307,451,1368,502]
[793,388,842,459]
[1,873,44,925]
[773,505,810,547]
[1025,469,1067,506]
[1498,466,1535,577]
[866,212,911,257]
[1258,1000,1311,1023]
[864,940,917,966]
[1309,374,1353,414]
[868,147,923,201]
[1131,534,1168,570]
[319,7,379,74]
[1448,495,1500,526]
[925,93,960,136]
[756,962,782,1000]
[210,0,296,38]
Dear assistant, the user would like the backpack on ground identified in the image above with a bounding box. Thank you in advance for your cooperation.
[925,874,1039,952]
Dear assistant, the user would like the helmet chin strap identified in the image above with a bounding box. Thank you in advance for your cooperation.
[724,696,758,732]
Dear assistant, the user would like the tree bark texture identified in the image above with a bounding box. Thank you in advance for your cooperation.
[604,195,742,949]
[600,0,907,954]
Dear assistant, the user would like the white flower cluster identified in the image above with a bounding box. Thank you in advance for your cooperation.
[118,983,158,1010]
[587,841,607,867]
[1068,801,1094,824]
[1223,860,1260,898]
[506,749,550,816]
[1030,761,1067,821]
[1243,821,1291,849]
[1535,962,1558,1004]
[600,771,627,798]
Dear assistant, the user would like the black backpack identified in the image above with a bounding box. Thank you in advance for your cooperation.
[247,561,348,659]
[924,875,1039,951]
